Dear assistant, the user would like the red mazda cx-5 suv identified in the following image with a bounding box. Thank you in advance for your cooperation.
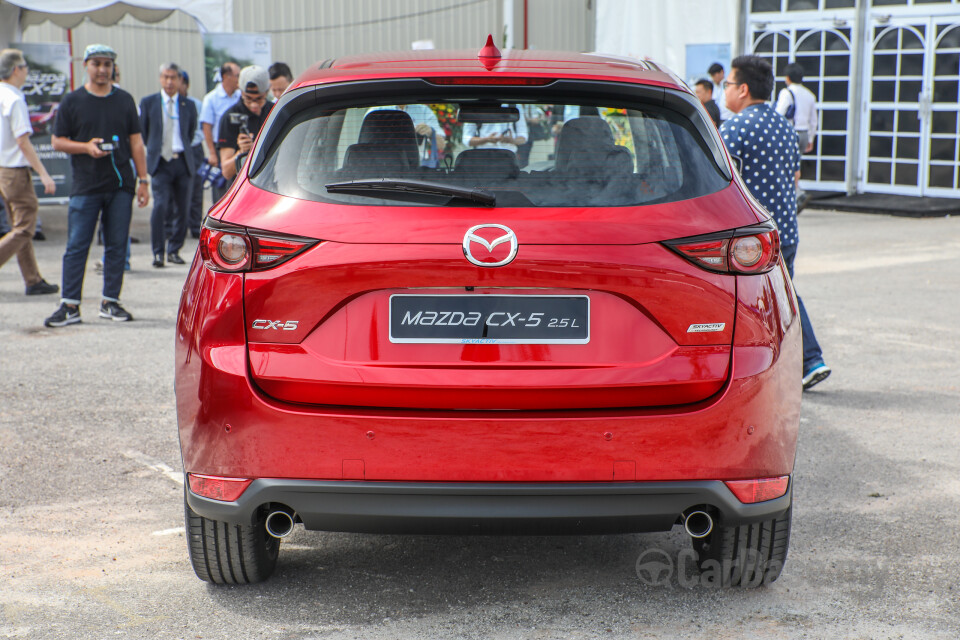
[176,40,801,586]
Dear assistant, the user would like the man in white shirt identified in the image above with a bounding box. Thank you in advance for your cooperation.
[775,63,818,208]
[708,62,733,122]
[199,62,239,202]
[462,105,528,153]
[775,63,818,154]
[0,48,58,296]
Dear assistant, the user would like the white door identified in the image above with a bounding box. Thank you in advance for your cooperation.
[859,14,960,196]
[926,22,960,196]
[751,23,856,191]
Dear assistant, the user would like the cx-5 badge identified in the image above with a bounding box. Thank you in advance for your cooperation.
[251,320,300,330]
[463,224,518,267]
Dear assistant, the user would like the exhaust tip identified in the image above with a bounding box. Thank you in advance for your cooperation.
[265,509,296,539]
[683,510,714,538]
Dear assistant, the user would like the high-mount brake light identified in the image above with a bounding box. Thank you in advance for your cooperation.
[427,77,555,86]
[199,220,317,273]
[663,221,780,275]
[724,476,790,504]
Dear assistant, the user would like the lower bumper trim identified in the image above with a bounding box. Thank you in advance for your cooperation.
[186,479,791,535]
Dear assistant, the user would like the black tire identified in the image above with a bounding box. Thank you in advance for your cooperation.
[691,504,791,588]
[185,496,280,584]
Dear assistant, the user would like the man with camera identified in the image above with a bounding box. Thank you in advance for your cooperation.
[139,62,197,268]
[46,44,149,327]
[217,66,274,185]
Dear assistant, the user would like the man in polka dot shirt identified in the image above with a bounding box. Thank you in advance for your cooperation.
[721,55,831,391]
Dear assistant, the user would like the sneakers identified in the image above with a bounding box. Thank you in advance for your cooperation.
[802,362,831,390]
[25,279,59,296]
[44,303,81,327]
[99,300,134,322]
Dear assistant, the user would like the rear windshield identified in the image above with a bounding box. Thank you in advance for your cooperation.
[251,98,728,208]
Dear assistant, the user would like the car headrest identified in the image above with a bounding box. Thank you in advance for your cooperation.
[355,110,421,169]
[555,116,618,173]
[454,148,520,180]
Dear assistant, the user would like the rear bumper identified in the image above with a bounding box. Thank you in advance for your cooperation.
[186,478,791,535]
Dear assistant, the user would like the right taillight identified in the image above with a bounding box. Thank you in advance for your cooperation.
[663,221,780,275]
[199,218,318,273]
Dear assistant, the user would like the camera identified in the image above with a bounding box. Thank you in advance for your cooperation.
[196,160,227,189]
[98,142,115,152]
[228,112,250,136]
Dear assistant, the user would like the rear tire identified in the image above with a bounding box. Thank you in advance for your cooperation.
[185,496,280,584]
[691,503,791,587]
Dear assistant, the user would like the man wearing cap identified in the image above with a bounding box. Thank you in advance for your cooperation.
[217,65,274,184]
[199,61,239,203]
[0,48,59,297]
[46,44,149,327]
[139,62,197,268]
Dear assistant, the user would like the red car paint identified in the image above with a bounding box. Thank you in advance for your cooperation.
[176,48,800,525]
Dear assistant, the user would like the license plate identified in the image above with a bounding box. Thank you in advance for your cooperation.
[389,295,590,344]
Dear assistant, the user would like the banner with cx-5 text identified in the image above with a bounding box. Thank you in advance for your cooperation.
[14,42,72,202]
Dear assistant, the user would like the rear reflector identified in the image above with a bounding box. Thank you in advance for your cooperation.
[188,473,252,502]
[724,476,790,504]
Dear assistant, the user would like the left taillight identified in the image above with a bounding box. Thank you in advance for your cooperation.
[199,219,317,272]
[662,220,780,275]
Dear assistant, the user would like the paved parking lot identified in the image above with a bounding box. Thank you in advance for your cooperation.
[1,205,958,639]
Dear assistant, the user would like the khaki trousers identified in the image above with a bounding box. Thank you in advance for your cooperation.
[0,167,41,286]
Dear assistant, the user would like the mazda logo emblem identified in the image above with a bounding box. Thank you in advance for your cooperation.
[463,224,518,267]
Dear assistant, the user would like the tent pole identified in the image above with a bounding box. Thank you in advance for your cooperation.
[66,27,74,90]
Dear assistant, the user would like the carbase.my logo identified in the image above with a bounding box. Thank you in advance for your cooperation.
[635,548,782,588]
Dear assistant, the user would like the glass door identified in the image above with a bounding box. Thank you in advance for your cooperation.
[751,23,855,191]
[926,22,960,195]
[860,18,930,195]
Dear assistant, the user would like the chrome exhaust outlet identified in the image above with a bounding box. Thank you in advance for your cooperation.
[683,510,714,538]
[265,509,296,539]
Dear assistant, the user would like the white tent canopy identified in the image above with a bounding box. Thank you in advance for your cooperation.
[2,0,232,34]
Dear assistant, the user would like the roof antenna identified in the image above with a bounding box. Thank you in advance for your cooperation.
[478,34,501,70]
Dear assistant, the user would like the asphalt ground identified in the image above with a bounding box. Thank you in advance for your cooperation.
[0,204,958,639]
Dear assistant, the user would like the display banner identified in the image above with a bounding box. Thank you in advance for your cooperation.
[685,44,731,87]
[202,33,272,93]
[15,42,72,202]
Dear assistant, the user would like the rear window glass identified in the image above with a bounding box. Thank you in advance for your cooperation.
[251,99,727,208]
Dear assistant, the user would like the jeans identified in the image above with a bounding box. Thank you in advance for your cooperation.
[781,242,825,372]
[61,190,133,304]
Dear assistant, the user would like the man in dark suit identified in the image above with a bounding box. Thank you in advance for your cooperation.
[139,62,197,267]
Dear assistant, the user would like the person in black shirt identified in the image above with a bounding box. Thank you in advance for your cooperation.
[217,65,274,185]
[694,79,722,127]
[46,44,149,327]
